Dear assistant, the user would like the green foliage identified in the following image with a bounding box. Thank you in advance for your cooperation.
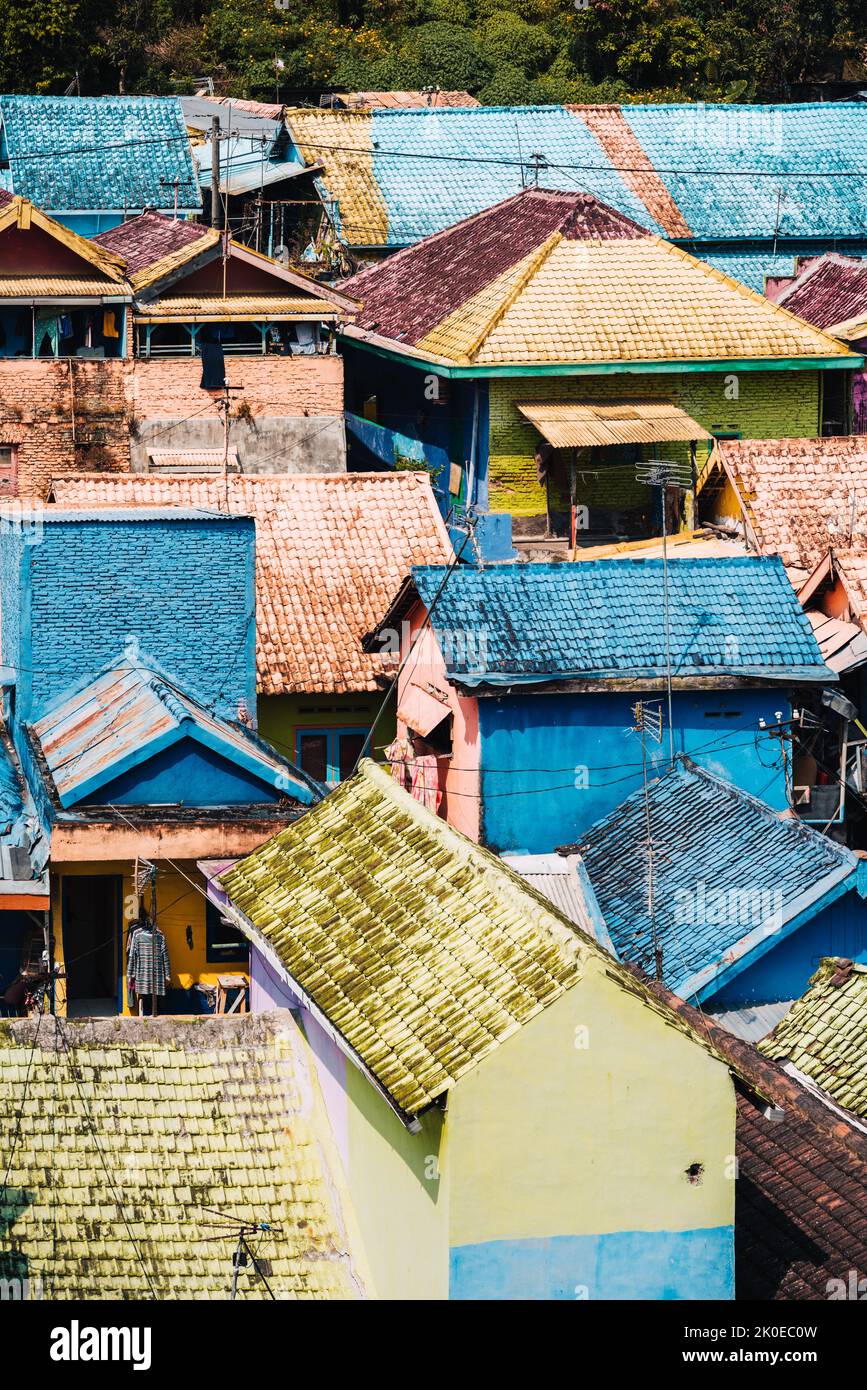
[0,0,863,100]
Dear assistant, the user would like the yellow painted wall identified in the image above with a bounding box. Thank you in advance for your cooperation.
[447,954,735,1246]
[341,1055,450,1300]
[488,370,821,516]
[52,861,249,1017]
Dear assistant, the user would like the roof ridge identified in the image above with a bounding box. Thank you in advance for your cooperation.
[457,230,564,362]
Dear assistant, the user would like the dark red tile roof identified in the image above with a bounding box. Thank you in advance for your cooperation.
[93,210,212,275]
[776,252,867,329]
[339,187,648,345]
[647,979,867,1300]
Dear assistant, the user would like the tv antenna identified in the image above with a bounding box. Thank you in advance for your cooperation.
[631,699,664,982]
[635,458,694,760]
[199,1207,280,1300]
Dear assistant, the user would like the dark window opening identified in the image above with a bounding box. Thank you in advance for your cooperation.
[205,897,249,965]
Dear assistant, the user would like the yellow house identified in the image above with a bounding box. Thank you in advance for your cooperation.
[217,759,741,1300]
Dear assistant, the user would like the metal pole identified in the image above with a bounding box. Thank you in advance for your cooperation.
[210,117,221,228]
[661,488,675,762]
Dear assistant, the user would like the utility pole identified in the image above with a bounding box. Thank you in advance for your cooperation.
[210,116,221,229]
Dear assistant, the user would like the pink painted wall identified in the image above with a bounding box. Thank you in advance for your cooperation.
[401,600,481,842]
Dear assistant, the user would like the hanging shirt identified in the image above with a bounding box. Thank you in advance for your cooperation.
[200,340,226,390]
[102,309,119,339]
[410,753,442,813]
[127,926,171,997]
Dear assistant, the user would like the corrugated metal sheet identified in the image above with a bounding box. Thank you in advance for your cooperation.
[516,398,711,448]
[501,853,593,932]
[0,277,130,299]
[32,659,319,809]
[704,999,794,1043]
[136,294,338,320]
[148,448,239,473]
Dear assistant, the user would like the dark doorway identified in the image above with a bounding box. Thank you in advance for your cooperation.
[62,876,121,1016]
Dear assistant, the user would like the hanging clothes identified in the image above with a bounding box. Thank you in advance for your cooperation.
[59,314,73,341]
[127,922,171,998]
[384,736,412,790]
[200,340,226,390]
[34,313,60,357]
[102,309,119,339]
[410,752,442,813]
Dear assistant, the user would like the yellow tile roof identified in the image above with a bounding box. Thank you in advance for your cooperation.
[285,109,389,247]
[410,234,854,367]
[221,760,588,1118]
[135,295,340,320]
[0,1012,371,1298]
[760,958,867,1119]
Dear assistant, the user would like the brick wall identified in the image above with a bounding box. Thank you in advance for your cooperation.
[128,354,344,421]
[0,360,130,497]
[488,369,822,516]
[5,515,257,720]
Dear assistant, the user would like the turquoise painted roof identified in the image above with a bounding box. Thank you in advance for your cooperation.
[575,757,859,1000]
[0,95,201,213]
[697,242,867,293]
[623,103,867,241]
[408,556,832,686]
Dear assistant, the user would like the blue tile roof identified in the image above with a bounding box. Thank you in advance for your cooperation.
[32,659,322,810]
[697,243,867,292]
[409,556,831,685]
[574,757,859,999]
[623,103,867,242]
[367,106,665,244]
[0,95,201,213]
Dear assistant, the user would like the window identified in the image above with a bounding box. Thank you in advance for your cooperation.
[205,897,249,965]
[296,727,369,785]
[0,446,16,497]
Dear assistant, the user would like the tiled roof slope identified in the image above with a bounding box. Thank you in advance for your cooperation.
[760,958,867,1119]
[341,189,648,344]
[405,557,829,684]
[0,1012,371,1298]
[573,758,857,998]
[48,474,453,696]
[221,758,747,1121]
[285,106,665,248]
[655,990,867,1299]
[93,210,214,275]
[707,436,867,569]
[621,102,867,241]
[0,96,201,213]
[286,102,867,250]
[775,253,867,330]
[341,197,853,368]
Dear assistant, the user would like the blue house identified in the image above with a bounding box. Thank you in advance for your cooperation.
[370,555,834,853]
[568,756,867,1036]
[0,96,201,236]
[0,505,319,1018]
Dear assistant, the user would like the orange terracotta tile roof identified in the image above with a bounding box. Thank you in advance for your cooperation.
[705,436,867,569]
[48,473,453,696]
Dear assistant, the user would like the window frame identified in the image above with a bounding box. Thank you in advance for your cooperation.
[295,725,370,786]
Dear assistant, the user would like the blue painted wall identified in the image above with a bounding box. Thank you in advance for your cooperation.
[0,516,256,722]
[709,890,867,1007]
[449,1225,734,1300]
[80,738,282,808]
[478,689,790,853]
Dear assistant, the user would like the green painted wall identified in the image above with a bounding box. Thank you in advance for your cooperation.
[257,693,390,769]
[488,369,822,516]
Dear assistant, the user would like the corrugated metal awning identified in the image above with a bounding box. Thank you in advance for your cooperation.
[148,448,239,474]
[397,681,452,737]
[515,399,712,448]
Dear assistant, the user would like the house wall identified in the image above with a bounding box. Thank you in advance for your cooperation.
[257,693,387,771]
[445,953,736,1299]
[487,370,822,517]
[52,860,248,1018]
[477,689,791,853]
[81,739,283,807]
[0,359,130,496]
[129,355,344,421]
[708,889,867,1007]
[0,514,256,721]
[250,948,450,1299]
